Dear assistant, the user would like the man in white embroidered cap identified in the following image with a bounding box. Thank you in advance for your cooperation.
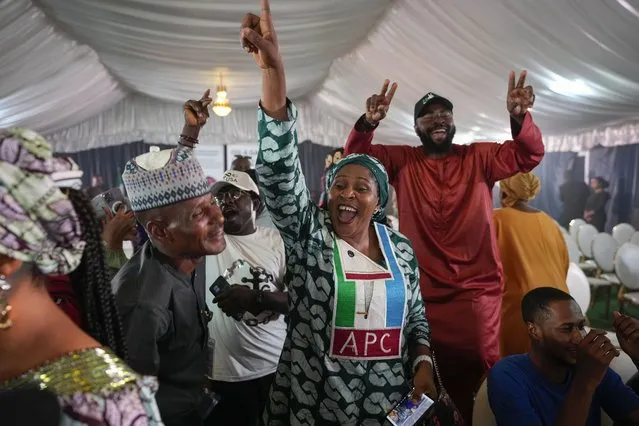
[113,90,226,426]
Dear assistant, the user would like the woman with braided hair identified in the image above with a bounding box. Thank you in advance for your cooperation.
[0,128,163,425]
[66,188,129,360]
[47,158,128,360]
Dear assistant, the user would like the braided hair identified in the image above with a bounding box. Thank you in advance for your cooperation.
[65,189,128,360]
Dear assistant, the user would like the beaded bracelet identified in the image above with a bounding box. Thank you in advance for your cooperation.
[179,134,198,147]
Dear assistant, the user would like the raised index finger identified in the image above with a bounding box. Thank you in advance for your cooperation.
[260,0,272,26]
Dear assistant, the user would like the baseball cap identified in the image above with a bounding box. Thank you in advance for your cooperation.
[211,170,260,197]
[414,92,454,123]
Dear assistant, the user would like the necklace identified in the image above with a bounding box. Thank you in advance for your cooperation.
[356,281,375,319]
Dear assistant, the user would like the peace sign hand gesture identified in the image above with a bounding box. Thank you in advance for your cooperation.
[183,89,212,127]
[241,0,282,70]
[507,70,535,123]
[365,79,398,124]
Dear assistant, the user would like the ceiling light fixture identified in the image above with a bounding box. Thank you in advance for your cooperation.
[212,73,232,117]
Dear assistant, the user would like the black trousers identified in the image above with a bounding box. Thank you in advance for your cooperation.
[204,373,275,426]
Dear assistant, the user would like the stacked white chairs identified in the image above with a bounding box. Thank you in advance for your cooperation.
[631,231,639,246]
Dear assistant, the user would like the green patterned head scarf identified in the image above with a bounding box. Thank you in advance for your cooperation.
[325,154,389,223]
[0,128,86,275]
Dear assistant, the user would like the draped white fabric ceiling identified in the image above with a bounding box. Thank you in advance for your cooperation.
[1,0,639,152]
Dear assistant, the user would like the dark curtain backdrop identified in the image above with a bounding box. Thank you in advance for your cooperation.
[588,144,639,231]
[60,139,333,201]
[62,141,173,189]
[298,140,333,202]
[528,152,579,220]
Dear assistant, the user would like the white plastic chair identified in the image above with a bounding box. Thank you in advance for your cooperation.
[616,243,639,312]
[576,224,599,272]
[612,223,636,246]
[631,231,639,246]
[570,218,587,242]
[563,233,582,264]
[473,378,497,426]
[588,233,620,317]
[567,263,591,314]
[577,224,599,258]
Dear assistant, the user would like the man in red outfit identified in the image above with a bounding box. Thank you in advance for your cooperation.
[344,72,543,423]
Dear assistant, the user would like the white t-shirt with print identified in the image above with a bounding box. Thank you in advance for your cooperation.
[205,227,287,382]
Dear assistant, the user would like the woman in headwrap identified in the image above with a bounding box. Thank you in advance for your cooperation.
[246,13,436,419]
[0,128,162,425]
[494,172,570,356]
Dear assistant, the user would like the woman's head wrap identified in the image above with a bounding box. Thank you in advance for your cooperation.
[325,153,389,223]
[500,172,541,208]
[0,128,85,275]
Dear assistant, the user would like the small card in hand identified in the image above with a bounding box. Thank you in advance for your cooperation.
[387,389,435,426]
[208,276,243,321]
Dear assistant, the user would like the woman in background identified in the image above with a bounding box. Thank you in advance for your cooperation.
[584,176,611,232]
[0,128,162,425]
[493,172,569,357]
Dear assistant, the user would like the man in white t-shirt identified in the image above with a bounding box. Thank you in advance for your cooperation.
[204,170,288,426]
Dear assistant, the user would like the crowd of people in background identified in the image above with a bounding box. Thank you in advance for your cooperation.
[0,1,637,425]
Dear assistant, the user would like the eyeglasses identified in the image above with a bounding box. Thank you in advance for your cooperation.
[214,189,247,205]
[420,111,453,121]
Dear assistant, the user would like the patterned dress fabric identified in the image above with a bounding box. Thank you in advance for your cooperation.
[0,347,163,425]
[256,101,431,426]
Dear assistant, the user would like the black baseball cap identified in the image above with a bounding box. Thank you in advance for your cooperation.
[414,92,454,123]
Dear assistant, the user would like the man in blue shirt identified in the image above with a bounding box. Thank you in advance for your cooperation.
[488,287,639,426]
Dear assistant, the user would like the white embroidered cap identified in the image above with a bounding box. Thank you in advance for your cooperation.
[121,147,209,212]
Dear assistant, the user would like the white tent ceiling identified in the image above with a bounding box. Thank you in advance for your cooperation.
[1,0,639,152]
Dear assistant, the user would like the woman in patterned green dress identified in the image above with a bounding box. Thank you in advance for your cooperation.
[240,1,437,424]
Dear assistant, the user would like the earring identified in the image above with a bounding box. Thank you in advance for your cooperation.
[0,275,13,330]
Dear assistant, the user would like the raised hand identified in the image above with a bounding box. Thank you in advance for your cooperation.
[574,329,619,388]
[240,0,281,70]
[613,312,639,362]
[365,79,398,124]
[507,70,535,122]
[183,89,212,127]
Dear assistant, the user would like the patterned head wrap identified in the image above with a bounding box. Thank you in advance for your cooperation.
[325,154,389,223]
[121,146,209,212]
[500,172,541,208]
[0,128,86,275]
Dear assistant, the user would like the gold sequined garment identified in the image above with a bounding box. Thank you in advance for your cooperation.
[0,347,140,396]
